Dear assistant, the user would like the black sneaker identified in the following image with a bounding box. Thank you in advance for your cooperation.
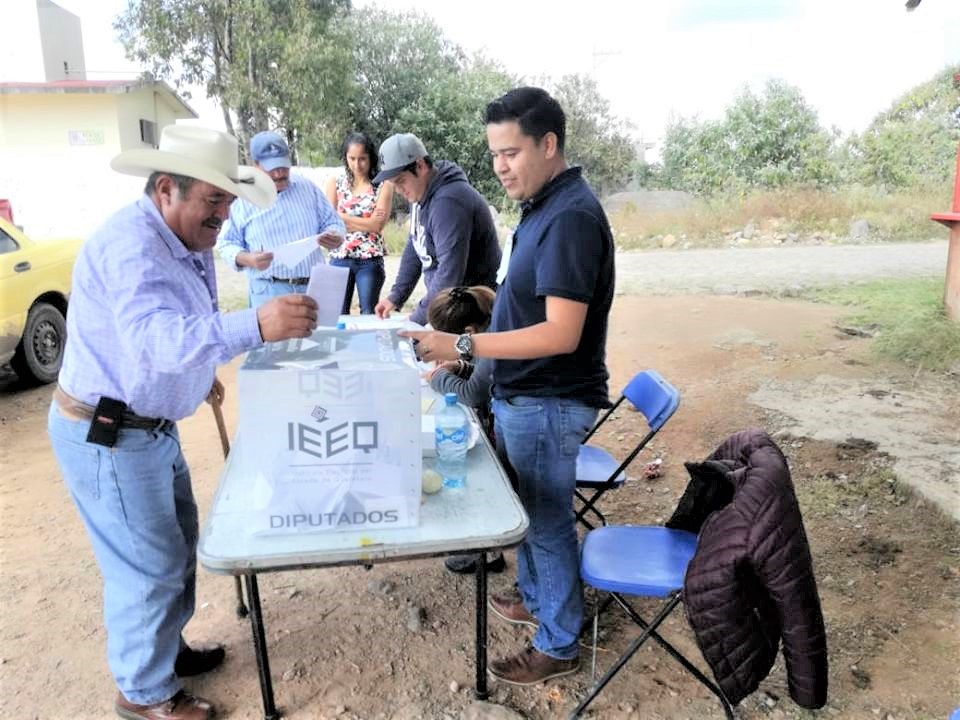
[444,552,506,574]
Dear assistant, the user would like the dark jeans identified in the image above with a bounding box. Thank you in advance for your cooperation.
[329,256,385,315]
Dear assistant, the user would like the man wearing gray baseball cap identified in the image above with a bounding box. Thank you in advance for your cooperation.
[373,133,501,325]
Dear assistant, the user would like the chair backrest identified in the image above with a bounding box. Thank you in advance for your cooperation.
[622,370,681,431]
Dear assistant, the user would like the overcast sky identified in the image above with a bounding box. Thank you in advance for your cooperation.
[25,0,960,145]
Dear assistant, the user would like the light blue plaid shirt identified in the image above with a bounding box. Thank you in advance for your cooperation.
[216,174,345,279]
[58,196,263,421]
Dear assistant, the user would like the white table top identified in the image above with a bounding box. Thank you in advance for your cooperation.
[199,342,528,574]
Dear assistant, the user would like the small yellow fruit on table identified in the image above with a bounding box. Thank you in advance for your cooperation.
[422,468,443,494]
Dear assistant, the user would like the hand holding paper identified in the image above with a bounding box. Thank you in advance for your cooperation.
[317,231,344,250]
[306,263,350,327]
[271,236,322,270]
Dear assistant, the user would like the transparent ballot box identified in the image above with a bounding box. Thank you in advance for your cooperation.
[238,329,421,535]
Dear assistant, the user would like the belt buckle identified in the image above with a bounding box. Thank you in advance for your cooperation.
[152,418,173,433]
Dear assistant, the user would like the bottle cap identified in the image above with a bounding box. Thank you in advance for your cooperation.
[336,321,347,330]
[444,393,458,406]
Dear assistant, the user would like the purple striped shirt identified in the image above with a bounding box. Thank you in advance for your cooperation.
[216,174,345,279]
[58,196,263,421]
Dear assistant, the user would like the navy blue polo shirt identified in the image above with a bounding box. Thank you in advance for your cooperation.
[490,166,615,408]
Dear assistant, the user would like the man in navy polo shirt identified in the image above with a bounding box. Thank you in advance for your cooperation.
[402,86,615,685]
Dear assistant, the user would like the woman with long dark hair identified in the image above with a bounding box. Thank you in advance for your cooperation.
[426,285,506,575]
[324,132,394,314]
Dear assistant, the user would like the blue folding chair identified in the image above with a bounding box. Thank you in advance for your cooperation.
[575,370,681,529]
[570,526,734,719]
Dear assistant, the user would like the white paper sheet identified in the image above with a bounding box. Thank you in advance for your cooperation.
[272,235,321,270]
[496,230,513,285]
[306,263,350,327]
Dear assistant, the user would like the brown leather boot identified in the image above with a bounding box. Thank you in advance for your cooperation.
[115,690,215,720]
[489,645,580,686]
[488,592,538,629]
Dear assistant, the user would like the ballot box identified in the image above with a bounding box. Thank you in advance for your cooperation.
[237,329,421,534]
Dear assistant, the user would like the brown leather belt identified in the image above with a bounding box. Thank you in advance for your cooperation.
[54,386,173,431]
[269,276,310,285]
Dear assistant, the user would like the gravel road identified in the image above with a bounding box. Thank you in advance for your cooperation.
[612,240,950,295]
[216,240,950,305]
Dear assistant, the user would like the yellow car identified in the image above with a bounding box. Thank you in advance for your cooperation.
[0,218,81,384]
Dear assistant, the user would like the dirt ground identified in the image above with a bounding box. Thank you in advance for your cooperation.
[1,294,958,720]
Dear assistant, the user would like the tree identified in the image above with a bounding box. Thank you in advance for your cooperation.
[330,8,464,155]
[660,116,736,195]
[723,79,837,189]
[393,57,516,201]
[550,74,637,196]
[114,0,352,158]
[848,64,960,188]
[659,79,837,195]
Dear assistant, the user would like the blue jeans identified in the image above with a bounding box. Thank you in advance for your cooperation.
[248,276,307,309]
[492,395,597,659]
[329,256,385,314]
[47,402,197,704]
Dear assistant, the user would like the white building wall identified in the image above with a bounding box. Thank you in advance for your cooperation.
[0,1,44,82]
[37,0,86,81]
[1,92,141,239]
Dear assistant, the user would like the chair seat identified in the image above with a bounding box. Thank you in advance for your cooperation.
[581,526,698,598]
[577,444,626,487]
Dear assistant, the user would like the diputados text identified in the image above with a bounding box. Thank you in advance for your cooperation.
[269,510,401,528]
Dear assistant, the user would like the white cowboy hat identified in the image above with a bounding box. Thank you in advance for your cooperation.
[111,125,276,208]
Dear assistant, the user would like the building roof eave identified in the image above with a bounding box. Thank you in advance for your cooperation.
[0,79,199,119]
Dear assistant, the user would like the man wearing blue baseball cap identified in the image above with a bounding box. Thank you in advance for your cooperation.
[217,130,346,308]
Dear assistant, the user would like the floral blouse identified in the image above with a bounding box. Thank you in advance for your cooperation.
[329,173,387,260]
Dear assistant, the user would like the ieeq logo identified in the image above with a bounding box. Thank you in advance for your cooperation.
[288,420,379,458]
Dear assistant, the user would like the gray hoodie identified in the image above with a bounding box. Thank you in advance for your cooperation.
[387,161,501,325]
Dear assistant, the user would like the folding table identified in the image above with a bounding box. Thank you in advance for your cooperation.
[199,414,528,720]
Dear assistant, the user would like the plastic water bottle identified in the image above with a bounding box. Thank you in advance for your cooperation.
[435,393,468,489]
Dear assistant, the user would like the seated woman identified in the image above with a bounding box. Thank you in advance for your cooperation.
[325,132,394,314]
[426,285,504,575]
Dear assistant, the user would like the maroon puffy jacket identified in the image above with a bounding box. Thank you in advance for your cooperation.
[682,429,828,708]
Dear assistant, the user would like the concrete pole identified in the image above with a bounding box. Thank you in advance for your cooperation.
[932,144,960,321]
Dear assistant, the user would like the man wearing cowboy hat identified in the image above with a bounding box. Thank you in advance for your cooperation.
[217,130,346,309]
[47,125,320,720]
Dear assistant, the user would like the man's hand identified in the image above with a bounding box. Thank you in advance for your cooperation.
[257,294,319,342]
[238,251,274,271]
[375,298,396,319]
[398,329,458,363]
[316,231,343,250]
[206,375,225,406]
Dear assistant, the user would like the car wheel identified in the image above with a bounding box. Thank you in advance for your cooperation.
[11,302,67,385]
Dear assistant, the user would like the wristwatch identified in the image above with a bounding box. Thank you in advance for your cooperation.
[455,333,474,362]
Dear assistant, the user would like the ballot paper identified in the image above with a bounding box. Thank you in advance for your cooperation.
[272,235,322,269]
[306,263,350,327]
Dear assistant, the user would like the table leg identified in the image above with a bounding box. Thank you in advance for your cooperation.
[245,573,280,720]
[474,554,489,700]
[235,576,249,618]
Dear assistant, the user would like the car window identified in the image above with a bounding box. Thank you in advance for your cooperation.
[0,228,19,254]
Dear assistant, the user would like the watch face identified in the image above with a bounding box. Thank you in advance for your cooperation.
[456,334,472,354]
